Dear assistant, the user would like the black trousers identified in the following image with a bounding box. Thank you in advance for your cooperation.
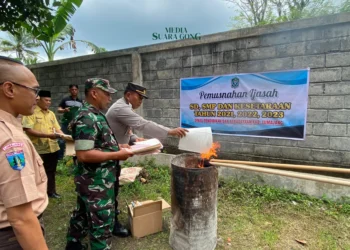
[0,215,44,249]
[58,123,71,160]
[40,151,59,195]
[114,166,121,218]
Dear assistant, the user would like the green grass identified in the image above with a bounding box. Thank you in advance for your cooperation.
[44,157,350,250]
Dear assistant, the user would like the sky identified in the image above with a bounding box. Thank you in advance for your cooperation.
[0,0,235,62]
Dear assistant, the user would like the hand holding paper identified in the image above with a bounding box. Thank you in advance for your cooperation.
[55,132,73,141]
[168,127,188,138]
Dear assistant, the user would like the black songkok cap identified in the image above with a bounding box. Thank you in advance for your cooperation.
[38,90,51,98]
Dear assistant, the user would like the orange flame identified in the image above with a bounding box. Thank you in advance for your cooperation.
[198,142,221,168]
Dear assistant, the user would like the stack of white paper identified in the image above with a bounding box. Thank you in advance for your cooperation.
[133,138,163,149]
[178,127,213,153]
[131,138,163,154]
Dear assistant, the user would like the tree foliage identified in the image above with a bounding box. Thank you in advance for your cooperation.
[0,27,40,60]
[27,0,101,61]
[233,0,271,27]
[340,0,350,12]
[23,56,43,65]
[226,0,345,28]
[29,0,83,42]
[1,0,109,61]
[40,23,103,61]
[0,0,84,42]
[0,0,53,35]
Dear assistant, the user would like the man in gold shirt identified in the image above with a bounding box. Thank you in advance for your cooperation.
[22,90,63,198]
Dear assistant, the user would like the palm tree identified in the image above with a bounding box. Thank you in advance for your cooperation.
[23,56,44,65]
[0,27,40,60]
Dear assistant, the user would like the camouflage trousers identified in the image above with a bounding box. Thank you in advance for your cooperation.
[66,177,115,250]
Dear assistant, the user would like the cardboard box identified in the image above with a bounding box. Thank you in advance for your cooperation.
[128,199,170,238]
[140,199,171,211]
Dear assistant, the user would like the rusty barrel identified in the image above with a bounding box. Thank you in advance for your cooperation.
[169,153,218,250]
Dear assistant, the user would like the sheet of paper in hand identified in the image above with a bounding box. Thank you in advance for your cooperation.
[65,141,76,156]
[131,138,163,155]
[178,127,213,153]
[55,133,73,141]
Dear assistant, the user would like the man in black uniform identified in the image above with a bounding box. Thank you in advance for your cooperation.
[57,84,83,160]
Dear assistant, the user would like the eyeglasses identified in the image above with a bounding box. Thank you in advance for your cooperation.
[0,81,41,96]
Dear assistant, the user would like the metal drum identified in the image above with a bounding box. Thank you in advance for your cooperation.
[169,153,218,250]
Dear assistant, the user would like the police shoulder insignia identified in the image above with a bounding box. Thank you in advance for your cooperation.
[2,142,26,171]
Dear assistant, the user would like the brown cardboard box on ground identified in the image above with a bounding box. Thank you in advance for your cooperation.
[140,199,171,211]
[128,199,170,238]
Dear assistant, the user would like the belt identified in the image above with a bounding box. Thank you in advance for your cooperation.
[0,214,43,232]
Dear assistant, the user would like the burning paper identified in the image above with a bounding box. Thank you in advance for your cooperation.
[198,142,221,168]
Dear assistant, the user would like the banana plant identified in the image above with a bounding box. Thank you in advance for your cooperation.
[27,0,103,61]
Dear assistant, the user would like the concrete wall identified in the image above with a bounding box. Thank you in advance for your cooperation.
[30,13,350,167]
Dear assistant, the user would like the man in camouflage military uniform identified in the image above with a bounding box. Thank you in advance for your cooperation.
[65,78,134,250]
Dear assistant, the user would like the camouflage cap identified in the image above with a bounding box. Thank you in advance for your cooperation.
[85,78,116,94]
